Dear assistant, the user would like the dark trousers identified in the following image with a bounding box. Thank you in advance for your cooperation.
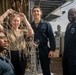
[10,50,26,75]
[40,57,51,75]
[62,56,76,75]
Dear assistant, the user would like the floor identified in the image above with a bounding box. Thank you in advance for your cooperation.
[25,49,63,75]
[51,57,62,75]
[51,49,63,75]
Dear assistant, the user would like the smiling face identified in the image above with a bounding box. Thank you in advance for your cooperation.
[10,14,21,30]
[68,8,76,23]
[32,6,42,19]
[0,32,8,52]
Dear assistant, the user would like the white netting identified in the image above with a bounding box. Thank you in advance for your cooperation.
[2,14,38,75]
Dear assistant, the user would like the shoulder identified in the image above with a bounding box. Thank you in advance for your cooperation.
[74,22,76,27]
[0,61,3,74]
[0,62,2,69]
[0,56,4,68]
[41,19,51,26]
[0,56,4,63]
[0,56,4,61]
[0,65,2,74]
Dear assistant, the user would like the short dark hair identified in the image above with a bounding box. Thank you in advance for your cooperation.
[32,5,42,11]
[68,8,76,14]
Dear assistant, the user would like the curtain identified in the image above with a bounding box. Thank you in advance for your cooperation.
[0,0,28,16]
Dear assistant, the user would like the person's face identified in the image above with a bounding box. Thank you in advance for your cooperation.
[68,11,76,23]
[0,32,8,51]
[10,16,21,29]
[32,8,42,19]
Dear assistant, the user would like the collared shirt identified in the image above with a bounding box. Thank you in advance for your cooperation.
[65,22,76,49]
[31,19,55,51]
[0,55,15,75]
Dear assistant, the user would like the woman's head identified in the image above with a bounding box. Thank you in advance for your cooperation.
[9,13,21,30]
[32,6,42,19]
[68,8,76,23]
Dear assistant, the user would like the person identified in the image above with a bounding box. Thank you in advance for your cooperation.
[31,6,56,75]
[0,29,15,75]
[0,9,34,75]
[62,8,76,75]
[0,9,14,24]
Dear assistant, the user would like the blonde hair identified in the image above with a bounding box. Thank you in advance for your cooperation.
[8,12,21,26]
[9,13,20,21]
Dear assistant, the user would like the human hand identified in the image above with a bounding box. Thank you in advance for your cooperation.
[18,12,27,21]
[7,9,15,14]
[48,51,54,58]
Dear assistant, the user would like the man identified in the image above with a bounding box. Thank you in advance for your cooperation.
[62,8,76,75]
[31,6,56,75]
[0,29,15,75]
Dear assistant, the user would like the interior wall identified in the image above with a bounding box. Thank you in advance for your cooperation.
[0,0,28,17]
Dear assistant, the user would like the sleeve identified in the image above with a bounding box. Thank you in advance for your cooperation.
[22,29,28,37]
[0,65,2,75]
[47,22,56,51]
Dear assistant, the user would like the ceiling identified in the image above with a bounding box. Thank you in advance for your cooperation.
[34,0,74,21]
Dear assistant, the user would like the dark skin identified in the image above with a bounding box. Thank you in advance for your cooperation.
[67,8,76,28]
[0,32,8,53]
[68,8,76,24]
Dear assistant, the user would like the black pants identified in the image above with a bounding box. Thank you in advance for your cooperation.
[40,57,51,75]
[10,50,26,75]
[38,46,51,75]
[62,56,76,75]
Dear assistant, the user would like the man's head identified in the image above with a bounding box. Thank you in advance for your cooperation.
[57,25,61,31]
[32,6,42,19]
[0,30,8,52]
[68,8,76,23]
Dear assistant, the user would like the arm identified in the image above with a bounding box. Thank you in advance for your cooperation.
[19,13,34,37]
[47,22,56,58]
[47,23,56,51]
[0,9,14,24]
[23,17,34,37]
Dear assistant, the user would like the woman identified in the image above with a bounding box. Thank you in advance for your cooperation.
[0,9,34,75]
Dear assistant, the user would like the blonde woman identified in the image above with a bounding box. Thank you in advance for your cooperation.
[0,9,34,75]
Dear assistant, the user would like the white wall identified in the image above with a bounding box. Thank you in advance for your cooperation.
[49,0,76,32]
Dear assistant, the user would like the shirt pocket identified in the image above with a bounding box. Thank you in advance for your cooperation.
[40,26,46,33]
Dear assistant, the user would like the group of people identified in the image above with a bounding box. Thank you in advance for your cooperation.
[0,8,34,75]
[0,6,55,75]
[0,5,76,75]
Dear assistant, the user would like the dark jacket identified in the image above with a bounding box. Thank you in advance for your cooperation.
[64,22,76,65]
[0,55,15,75]
[31,19,56,57]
